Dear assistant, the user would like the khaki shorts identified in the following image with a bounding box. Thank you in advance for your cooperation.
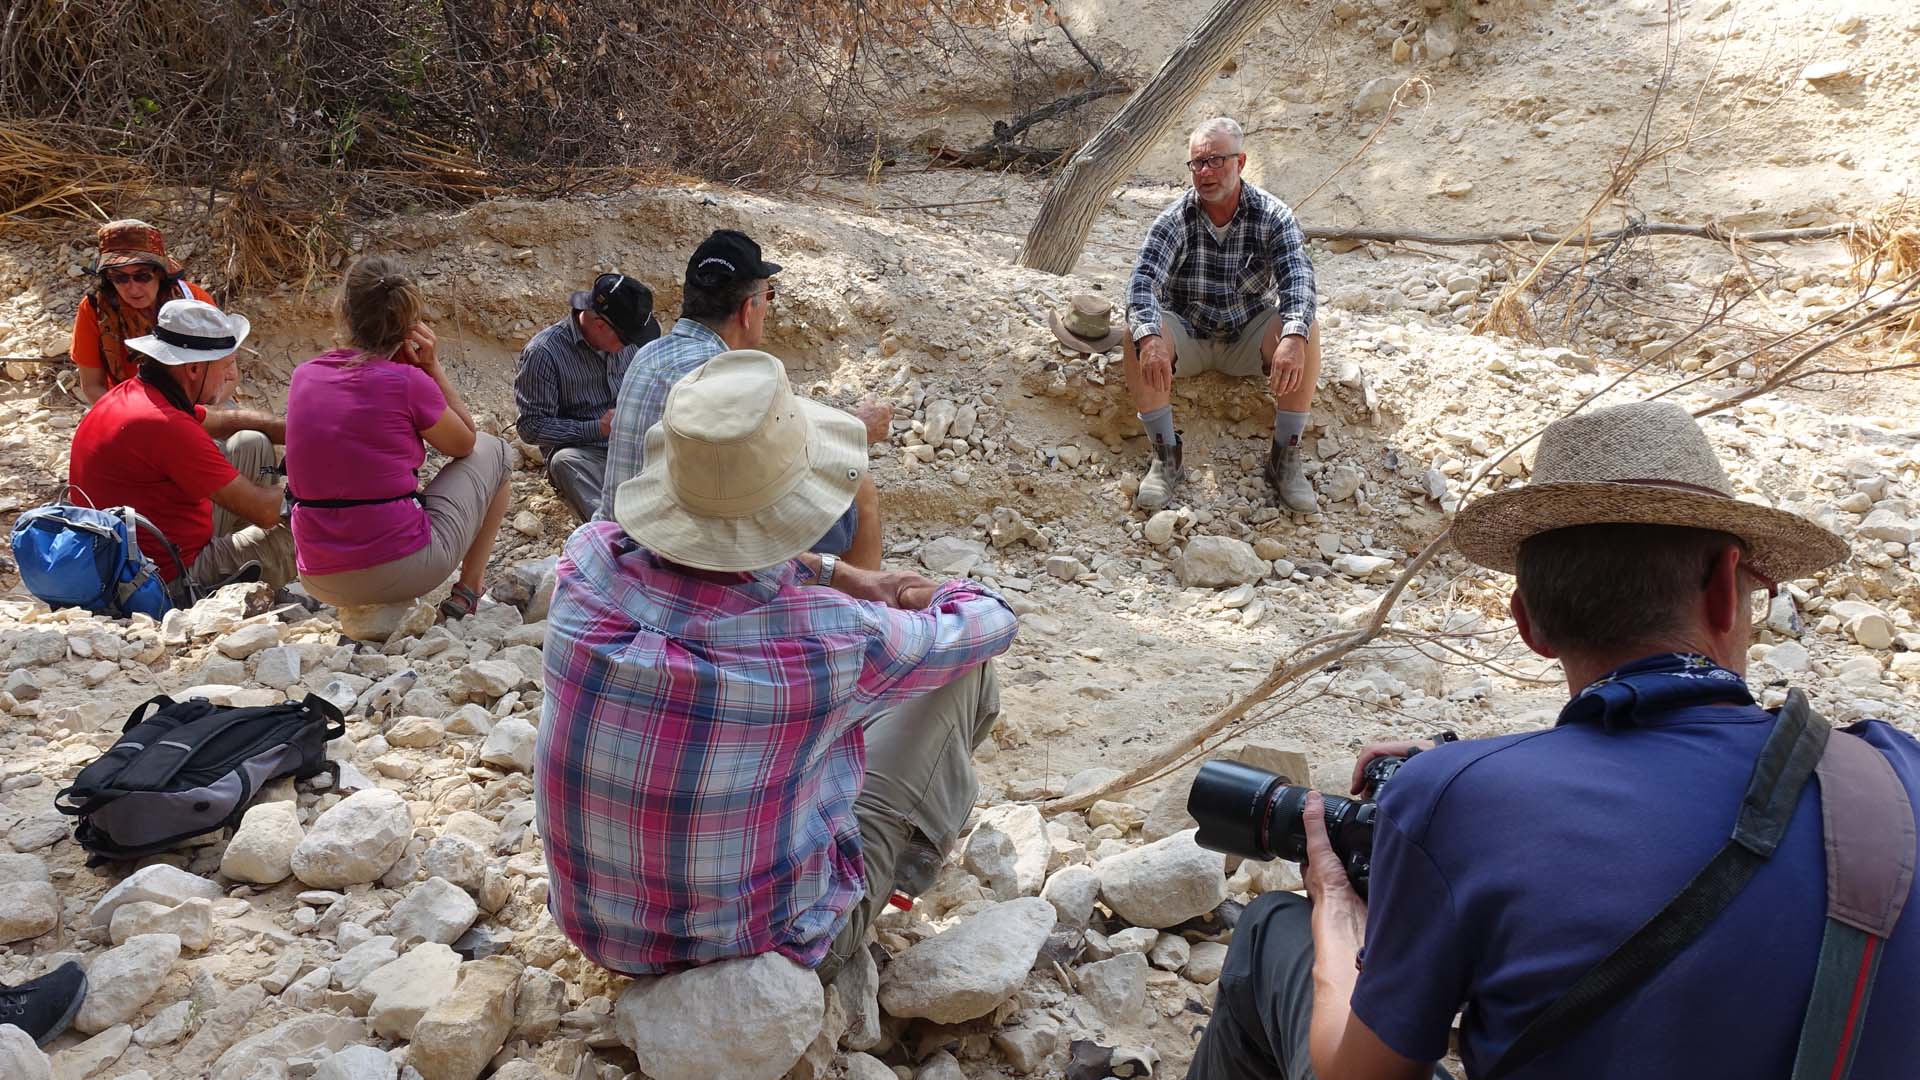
[1164,307,1279,378]
[300,434,511,607]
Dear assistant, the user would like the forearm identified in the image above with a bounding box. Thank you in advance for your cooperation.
[78,367,109,404]
[1127,266,1167,340]
[202,408,286,443]
[1308,898,1368,1076]
[519,415,600,447]
[1276,217,1319,338]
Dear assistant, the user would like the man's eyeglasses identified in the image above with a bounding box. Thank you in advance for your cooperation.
[1744,566,1779,622]
[106,268,156,286]
[1187,153,1236,174]
[760,284,778,305]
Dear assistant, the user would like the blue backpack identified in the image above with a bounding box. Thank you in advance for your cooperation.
[9,502,189,619]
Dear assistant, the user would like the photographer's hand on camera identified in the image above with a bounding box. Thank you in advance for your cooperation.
[1350,739,1438,795]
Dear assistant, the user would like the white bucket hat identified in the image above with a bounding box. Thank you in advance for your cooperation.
[1452,401,1847,581]
[613,350,868,571]
[123,298,250,366]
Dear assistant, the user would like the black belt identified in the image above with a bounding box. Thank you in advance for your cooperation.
[286,489,424,509]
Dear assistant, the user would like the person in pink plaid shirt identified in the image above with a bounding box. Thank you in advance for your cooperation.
[535,349,1016,980]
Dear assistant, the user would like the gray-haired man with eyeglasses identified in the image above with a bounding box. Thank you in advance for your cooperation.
[1125,116,1322,515]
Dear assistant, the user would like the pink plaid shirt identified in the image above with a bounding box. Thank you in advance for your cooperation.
[534,522,1017,973]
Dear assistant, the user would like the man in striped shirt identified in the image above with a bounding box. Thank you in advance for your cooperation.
[537,349,1015,979]
[1126,116,1322,515]
[513,273,659,520]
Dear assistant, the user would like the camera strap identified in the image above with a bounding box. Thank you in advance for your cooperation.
[1484,690,1912,1080]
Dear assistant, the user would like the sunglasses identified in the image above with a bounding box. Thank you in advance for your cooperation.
[106,268,157,285]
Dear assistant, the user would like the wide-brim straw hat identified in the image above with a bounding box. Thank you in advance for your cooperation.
[123,298,251,366]
[1049,293,1125,354]
[1452,400,1847,582]
[94,218,182,274]
[614,349,868,571]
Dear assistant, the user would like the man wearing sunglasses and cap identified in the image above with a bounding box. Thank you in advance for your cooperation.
[1189,402,1920,1080]
[513,272,662,521]
[599,229,891,568]
[537,348,1016,990]
[68,298,296,597]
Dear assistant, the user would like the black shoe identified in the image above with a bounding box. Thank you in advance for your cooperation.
[0,961,87,1046]
[891,835,945,899]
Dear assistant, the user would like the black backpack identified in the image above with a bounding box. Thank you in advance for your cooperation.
[55,693,346,863]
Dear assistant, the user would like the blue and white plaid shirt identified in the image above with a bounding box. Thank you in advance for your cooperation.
[1127,181,1317,344]
[597,318,728,520]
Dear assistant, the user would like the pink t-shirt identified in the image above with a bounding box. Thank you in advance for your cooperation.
[286,348,447,576]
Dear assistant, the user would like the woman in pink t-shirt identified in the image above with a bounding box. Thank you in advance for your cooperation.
[285,256,511,621]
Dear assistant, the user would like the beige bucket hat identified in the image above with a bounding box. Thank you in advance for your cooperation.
[1452,400,1847,581]
[1049,294,1125,354]
[613,350,868,572]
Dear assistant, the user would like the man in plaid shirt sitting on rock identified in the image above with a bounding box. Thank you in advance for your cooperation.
[534,348,1016,989]
[1126,116,1323,515]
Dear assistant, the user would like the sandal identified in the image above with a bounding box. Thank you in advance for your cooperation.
[438,583,482,621]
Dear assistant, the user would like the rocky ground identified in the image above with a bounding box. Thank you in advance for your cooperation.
[3,0,1920,1078]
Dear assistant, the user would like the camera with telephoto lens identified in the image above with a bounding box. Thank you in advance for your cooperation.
[1186,755,1408,899]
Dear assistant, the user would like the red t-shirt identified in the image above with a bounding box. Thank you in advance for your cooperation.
[68,378,237,580]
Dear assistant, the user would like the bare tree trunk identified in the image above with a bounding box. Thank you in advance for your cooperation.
[1019,0,1290,275]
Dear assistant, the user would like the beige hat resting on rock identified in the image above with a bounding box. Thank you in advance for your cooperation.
[613,349,868,572]
[1451,400,1847,582]
[1049,294,1125,354]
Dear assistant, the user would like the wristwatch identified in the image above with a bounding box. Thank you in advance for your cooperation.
[816,552,838,589]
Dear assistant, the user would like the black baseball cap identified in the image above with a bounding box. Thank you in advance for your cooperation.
[570,272,661,348]
[685,229,782,290]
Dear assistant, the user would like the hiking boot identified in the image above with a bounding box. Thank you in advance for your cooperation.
[1133,440,1185,511]
[891,834,945,899]
[1265,441,1318,514]
[0,961,87,1046]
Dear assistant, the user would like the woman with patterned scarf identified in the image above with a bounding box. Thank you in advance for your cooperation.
[70,219,216,403]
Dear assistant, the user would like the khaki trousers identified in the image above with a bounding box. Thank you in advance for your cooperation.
[188,430,296,591]
[817,660,1002,983]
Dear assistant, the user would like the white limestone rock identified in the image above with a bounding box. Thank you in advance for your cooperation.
[109,898,214,951]
[1185,940,1230,984]
[291,788,413,888]
[89,864,222,926]
[75,933,180,1033]
[387,876,479,946]
[0,880,59,943]
[311,1046,398,1080]
[221,800,304,884]
[1093,828,1228,928]
[614,952,823,1080]
[962,804,1049,898]
[0,1024,51,1080]
[361,943,463,1040]
[478,718,537,773]
[409,955,522,1080]
[1174,536,1268,588]
[214,622,281,660]
[877,897,1057,1023]
[1039,864,1100,928]
[1077,951,1148,1023]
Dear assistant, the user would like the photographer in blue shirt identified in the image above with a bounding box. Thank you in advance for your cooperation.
[1190,401,1919,1080]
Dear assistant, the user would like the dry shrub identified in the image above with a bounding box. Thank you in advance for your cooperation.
[0,121,143,232]
[0,0,1005,286]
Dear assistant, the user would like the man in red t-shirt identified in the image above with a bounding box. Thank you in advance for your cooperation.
[68,299,294,595]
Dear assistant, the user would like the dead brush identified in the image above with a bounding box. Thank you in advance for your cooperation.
[1847,199,1920,350]
[0,121,144,233]
[212,174,350,293]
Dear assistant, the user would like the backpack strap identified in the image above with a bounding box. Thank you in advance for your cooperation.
[1790,728,1916,1080]
[1484,690,1830,1079]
